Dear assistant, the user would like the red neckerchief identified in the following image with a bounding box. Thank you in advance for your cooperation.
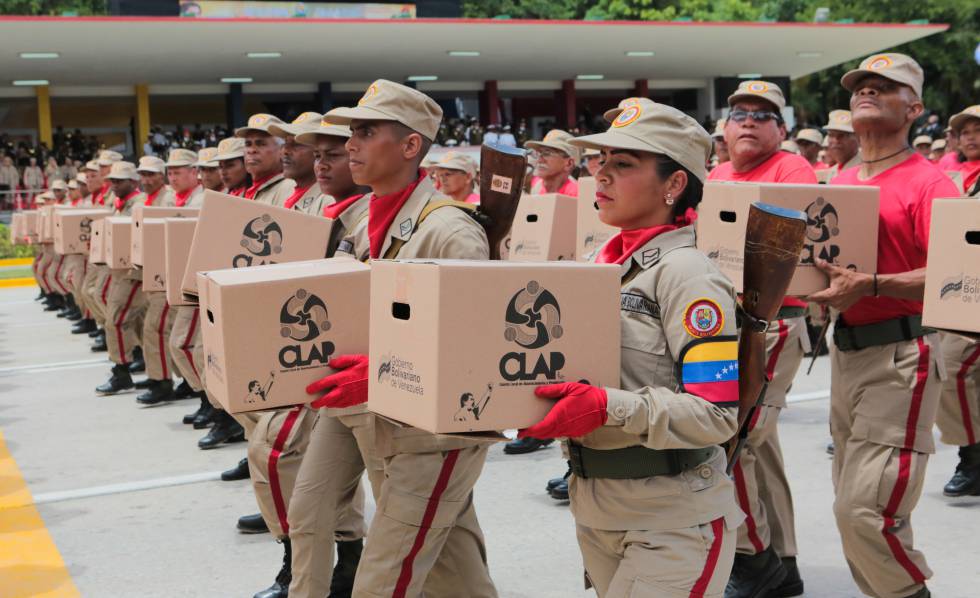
[70,198,81,206]
[228,185,246,197]
[597,225,677,265]
[114,189,139,213]
[174,187,196,207]
[244,173,277,200]
[368,173,423,259]
[95,182,110,206]
[144,188,162,206]
[282,185,311,210]
[323,194,364,219]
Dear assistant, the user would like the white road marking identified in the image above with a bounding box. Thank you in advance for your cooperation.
[0,358,107,376]
[25,471,222,507]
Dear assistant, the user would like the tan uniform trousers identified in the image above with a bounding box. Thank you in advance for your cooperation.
[31,252,45,290]
[352,445,497,598]
[141,292,174,381]
[169,305,204,392]
[248,406,366,541]
[935,333,980,447]
[577,519,735,598]
[732,317,803,557]
[81,264,111,327]
[59,255,90,319]
[830,334,943,598]
[105,270,146,365]
[288,411,385,598]
[35,246,56,293]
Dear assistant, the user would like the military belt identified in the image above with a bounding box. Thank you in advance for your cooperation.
[567,444,716,479]
[775,306,807,320]
[833,314,933,352]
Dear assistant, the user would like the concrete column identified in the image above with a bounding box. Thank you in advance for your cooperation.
[134,84,150,157]
[479,80,499,126]
[36,86,52,148]
[557,79,576,130]
[633,79,649,99]
[315,81,333,114]
[226,83,244,130]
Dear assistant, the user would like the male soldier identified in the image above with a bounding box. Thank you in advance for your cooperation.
[166,148,204,207]
[78,156,118,351]
[824,110,862,174]
[136,156,174,207]
[808,53,959,598]
[95,161,147,395]
[66,178,81,204]
[708,80,816,598]
[268,112,328,215]
[526,129,580,196]
[937,125,961,170]
[235,113,295,204]
[195,147,224,191]
[713,118,730,165]
[795,128,828,169]
[950,105,980,195]
[582,147,601,176]
[912,134,933,159]
[95,150,123,205]
[295,81,497,598]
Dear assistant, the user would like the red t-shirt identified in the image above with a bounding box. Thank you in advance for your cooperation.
[831,153,961,326]
[708,151,818,308]
[957,160,980,194]
[530,176,578,196]
[937,152,961,171]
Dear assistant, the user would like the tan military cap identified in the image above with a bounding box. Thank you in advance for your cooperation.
[214,137,246,161]
[295,115,353,147]
[569,101,711,183]
[107,161,140,181]
[269,111,324,138]
[841,53,923,98]
[434,152,478,176]
[195,147,220,168]
[912,135,933,148]
[326,79,443,141]
[76,173,87,184]
[602,97,656,123]
[97,150,123,166]
[949,105,980,132]
[781,140,800,154]
[582,147,601,157]
[165,148,198,168]
[84,160,99,172]
[728,80,786,111]
[824,110,854,134]
[795,128,824,145]
[931,139,946,151]
[68,179,79,190]
[50,179,68,191]
[235,113,287,137]
[35,192,50,204]
[526,129,582,162]
[711,119,727,139]
[821,135,830,148]
[137,156,166,173]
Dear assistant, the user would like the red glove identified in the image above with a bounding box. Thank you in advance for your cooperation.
[306,354,369,409]
[519,382,608,439]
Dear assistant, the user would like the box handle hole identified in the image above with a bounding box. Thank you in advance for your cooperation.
[526,214,539,223]
[206,310,215,324]
[966,231,980,245]
[392,302,411,320]
[720,211,737,223]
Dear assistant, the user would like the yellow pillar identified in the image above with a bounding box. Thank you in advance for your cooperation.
[36,85,52,148]
[135,84,150,157]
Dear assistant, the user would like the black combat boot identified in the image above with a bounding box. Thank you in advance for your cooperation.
[90,330,107,352]
[44,293,65,311]
[904,587,930,598]
[71,318,97,334]
[95,363,134,395]
[769,556,804,597]
[192,402,216,429]
[943,443,980,497]
[254,538,291,598]
[329,539,363,598]
[221,458,251,481]
[174,379,195,400]
[183,395,209,424]
[88,326,103,338]
[127,346,145,374]
[238,513,270,534]
[503,436,554,455]
[136,379,175,406]
[198,410,245,449]
[724,545,787,598]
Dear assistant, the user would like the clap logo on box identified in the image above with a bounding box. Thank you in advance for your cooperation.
[800,197,848,267]
[233,214,283,267]
[499,281,566,383]
[277,289,335,370]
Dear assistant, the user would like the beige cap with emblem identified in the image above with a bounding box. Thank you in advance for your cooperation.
[824,110,854,133]
[214,137,246,161]
[931,139,946,151]
[84,160,100,172]
[296,115,353,147]
[97,150,123,166]
[795,128,824,145]
[195,147,220,168]
[728,80,786,111]
[602,96,657,123]
[326,79,443,141]
[781,140,800,154]
[711,119,727,139]
[35,191,51,204]
[50,179,68,191]
[433,152,478,176]
[235,113,287,137]
[76,173,87,184]
[913,135,933,148]
[569,100,711,183]
[841,53,923,98]
[165,148,198,168]
[137,156,166,173]
[269,111,323,139]
[68,179,79,190]
[107,161,140,181]
[949,105,980,133]
[526,129,583,162]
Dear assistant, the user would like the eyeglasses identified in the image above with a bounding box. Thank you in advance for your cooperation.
[729,109,782,124]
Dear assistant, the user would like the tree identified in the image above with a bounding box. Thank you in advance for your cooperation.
[0,1,107,16]
[462,0,593,20]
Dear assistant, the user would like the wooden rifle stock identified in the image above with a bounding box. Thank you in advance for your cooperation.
[726,202,807,473]
[478,143,528,260]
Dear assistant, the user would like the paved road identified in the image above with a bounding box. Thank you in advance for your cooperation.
[0,285,977,597]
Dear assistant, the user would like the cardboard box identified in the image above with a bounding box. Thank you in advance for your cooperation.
[923,198,980,337]
[507,194,577,262]
[946,171,965,194]
[181,190,336,301]
[368,260,621,434]
[9,213,24,245]
[140,218,170,292]
[104,217,133,269]
[575,177,618,261]
[88,218,107,265]
[165,218,199,306]
[38,206,56,243]
[199,258,371,413]
[697,182,880,296]
[131,206,199,267]
[20,211,39,244]
[54,209,112,254]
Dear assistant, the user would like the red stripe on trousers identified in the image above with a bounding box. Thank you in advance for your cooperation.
[82,262,90,318]
[101,274,112,305]
[752,320,789,431]
[267,406,303,535]
[879,337,930,584]
[53,255,68,293]
[113,281,141,366]
[392,449,461,598]
[40,255,52,292]
[732,460,765,553]
[955,345,980,445]
[689,517,726,597]
[180,309,200,382]
[157,302,170,380]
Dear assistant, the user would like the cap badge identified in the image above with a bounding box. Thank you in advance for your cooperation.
[867,55,893,71]
[359,84,380,106]
[612,105,642,128]
[746,81,769,94]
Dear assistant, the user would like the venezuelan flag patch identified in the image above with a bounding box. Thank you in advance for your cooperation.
[677,336,739,407]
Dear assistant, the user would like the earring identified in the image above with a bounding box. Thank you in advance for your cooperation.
[665,193,674,206]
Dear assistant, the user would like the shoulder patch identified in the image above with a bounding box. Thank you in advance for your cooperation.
[641,247,660,266]
[620,292,660,318]
[682,298,724,338]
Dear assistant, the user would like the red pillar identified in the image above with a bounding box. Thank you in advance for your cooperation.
[633,79,649,99]
[480,80,500,126]
[557,79,576,130]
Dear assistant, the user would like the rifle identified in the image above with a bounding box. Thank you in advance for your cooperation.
[478,143,528,260]
[726,202,807,474]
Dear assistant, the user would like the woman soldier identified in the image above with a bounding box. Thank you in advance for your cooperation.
[521,99,742,597]
[432,152,480,203]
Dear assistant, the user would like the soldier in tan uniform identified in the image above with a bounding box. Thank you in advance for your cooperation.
[83,152,122,352]
[808,53,960,598]
[824,110,862,174]
[166,148,204,207]
[268,112,329,215]
[195,147,224,191]
[517,100,742,598]
[134,156,174,208]
[292,82,496,598]
[216,137,252,197]
[95,161,148,395]
[235,113,295,204]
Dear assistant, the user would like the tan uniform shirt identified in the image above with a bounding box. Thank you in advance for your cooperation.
[117,191,145,216]
[253,174,294,207]
[286,184,329,216]
[570,226,743,531]
[336,176,490,455]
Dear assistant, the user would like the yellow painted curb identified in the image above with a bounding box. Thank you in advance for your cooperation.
[0,278,36,288]
[0,258,33,267]
[0,431,80,597]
